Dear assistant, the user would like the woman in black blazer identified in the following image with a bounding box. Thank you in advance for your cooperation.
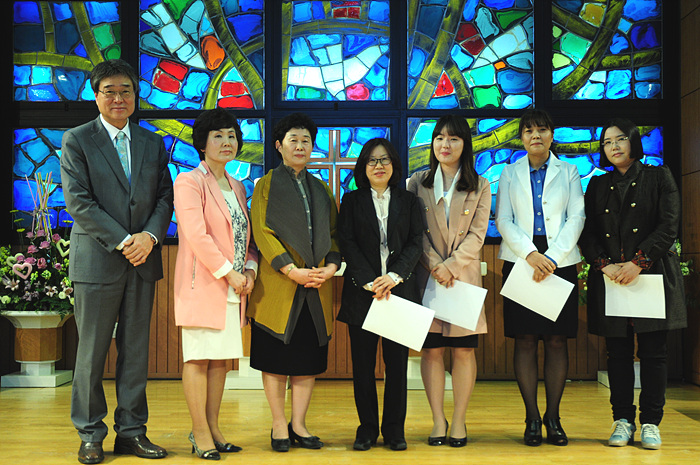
[337,138,423,451]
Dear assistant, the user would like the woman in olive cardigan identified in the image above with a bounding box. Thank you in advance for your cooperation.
[579,118,686,450]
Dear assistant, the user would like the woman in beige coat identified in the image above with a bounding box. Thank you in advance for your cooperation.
[407,115,490,447]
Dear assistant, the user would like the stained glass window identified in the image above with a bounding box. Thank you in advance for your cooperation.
[408,0,534,110]
[552,0,662,100]
[139,0,264,110]
[13,1,121,101]
[281,1,391,101]
[408,118,663,237]
[141,118,265,235]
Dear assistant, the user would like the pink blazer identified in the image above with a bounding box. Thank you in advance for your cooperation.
[173,162,257,330]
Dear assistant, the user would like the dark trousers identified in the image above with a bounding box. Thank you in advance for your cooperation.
[606,325,668,426]
[348,324,408,442]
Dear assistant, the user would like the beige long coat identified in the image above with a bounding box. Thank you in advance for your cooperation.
[407,170,490,337]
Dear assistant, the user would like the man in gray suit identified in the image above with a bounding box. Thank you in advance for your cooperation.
[61,59,173,464]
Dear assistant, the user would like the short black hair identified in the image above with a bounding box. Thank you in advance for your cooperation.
[598,118,644,169]
[192,108,243,161]
[90,59,139,94]
[518,109,555,137]
[421,115,479,193]
[272,113,318,158]
[353,138,402,189]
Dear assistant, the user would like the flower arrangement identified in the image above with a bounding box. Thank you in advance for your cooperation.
[0,173,73,316]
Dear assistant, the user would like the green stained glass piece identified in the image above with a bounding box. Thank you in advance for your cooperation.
[93,24,114,50]
[163,0,190,21]
[473,85,502,108]
[553,25,562,39]
[105,45,121,60]
[496,10,527,30]
[114,23,121,43]
[296,87,325,100]
[553,40,561,52]
[560,33,591,65]
[464,65,496,87]
[552,52,571,68]
[346,141,362,158]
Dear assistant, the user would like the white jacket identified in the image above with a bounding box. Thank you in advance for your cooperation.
[495,152,585,267]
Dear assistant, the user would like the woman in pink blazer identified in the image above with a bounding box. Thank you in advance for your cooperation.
[174,109,258,460]
[408,115,490,447]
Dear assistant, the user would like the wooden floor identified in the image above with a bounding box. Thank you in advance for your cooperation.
[1,379,699,464]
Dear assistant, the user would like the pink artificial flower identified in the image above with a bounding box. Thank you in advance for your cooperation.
[36,229,46,237]
[15,254,25,263]
[24,257,36,266]
[37,258,47,269]
[52,234,61,242]
[53,263,63,271]
[27,245,38,254]
[39,241,50,249]
[26,231,34,239]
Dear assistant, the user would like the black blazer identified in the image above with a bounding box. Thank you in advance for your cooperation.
[336,187,424,326]
[579,161,686,337]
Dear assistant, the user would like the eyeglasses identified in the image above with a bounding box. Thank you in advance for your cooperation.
[367,157,392,167]
[98,89,134,100]
[602,136,629,148]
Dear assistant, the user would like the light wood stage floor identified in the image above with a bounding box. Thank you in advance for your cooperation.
[1,379,699,464]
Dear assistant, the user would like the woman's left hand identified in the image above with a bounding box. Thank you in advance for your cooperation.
[241,269,256,295]
[611,261,642,285]
[431,263,455,288]
[371,275,397,300]
[305,264,339,288]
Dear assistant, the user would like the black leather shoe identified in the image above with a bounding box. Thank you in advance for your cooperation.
[544,417,568,446]
[524,419,543,446]
[214,440,242,453]
[428,420,448,446]
[353,437,376,451]
[78,441,104,464]
[449,424,467,447]
[288,423,323,449]
[387,438,407,451]
[270,430,290,452]
[114,434,167,459]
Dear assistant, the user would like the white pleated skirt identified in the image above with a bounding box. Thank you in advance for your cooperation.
[182,302,244,363]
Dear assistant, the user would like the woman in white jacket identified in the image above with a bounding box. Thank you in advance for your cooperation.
[495,109,584,447]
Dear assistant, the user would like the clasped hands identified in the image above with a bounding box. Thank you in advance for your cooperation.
[526,251,556,283]
[286,264,338,289]
[122,232,154,266]
[226,269,256,295]
[602,262,642,285]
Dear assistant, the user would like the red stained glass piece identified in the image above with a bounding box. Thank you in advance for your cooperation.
[456,23,478,42]
[346,83,370,100]
[347,7,360,19]
[462,36,486,56]
[159,60,187,81]
[153,69,181,93]
[219,95,254,108]
[433,71,454,97]
[221,81,248,97]
[201,35,226,71]
[333,8,347,18]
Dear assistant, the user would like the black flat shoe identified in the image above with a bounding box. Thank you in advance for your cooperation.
[214,440,242,453]
[544,417,568,446]
[524,419,543,446]
[288,423,323,449]
[270,430,290,452]
[428,420,448,446]
[448,424,467,447]
[188,432,220,461]
[387,438,407,451]
[353,437,376,451]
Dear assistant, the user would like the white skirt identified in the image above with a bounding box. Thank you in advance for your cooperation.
[182,302,244,363]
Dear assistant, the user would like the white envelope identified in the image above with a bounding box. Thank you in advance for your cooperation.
[500,258,575,322]
[604,274,665,319]
[362,295,435,352]
[422,277,487,331]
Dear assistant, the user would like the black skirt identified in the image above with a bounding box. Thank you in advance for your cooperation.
[250,301,328,376]
[423,333,479,349]
[502,236,579,338]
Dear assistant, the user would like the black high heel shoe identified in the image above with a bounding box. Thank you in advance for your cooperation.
[214,440,242,453]
[288,423,324,449]
[449,424,467,447]
[524,419,543,446]
[188,432,220,460]
[428,420,448,446]
[544,417,568,446]
[270,430,291,452]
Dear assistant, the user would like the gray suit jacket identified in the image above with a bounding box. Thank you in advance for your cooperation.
[60,116,174,283]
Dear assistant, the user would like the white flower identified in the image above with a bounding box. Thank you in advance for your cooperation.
[58,291,67,299]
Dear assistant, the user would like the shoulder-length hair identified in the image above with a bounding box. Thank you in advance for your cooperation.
[598,118,644,169]
[192,108,243,161]
[353,138,403,189]
[421,115,479,192]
